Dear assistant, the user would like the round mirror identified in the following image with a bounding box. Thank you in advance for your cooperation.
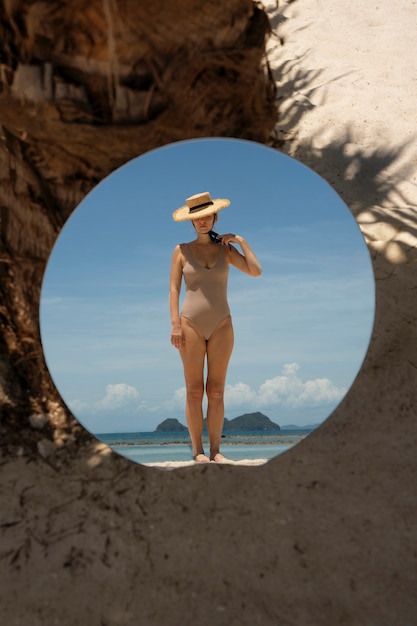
[40,138,375,468]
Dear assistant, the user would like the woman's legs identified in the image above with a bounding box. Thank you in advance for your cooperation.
[206,317,234,461]
[179,317,208,461]
[180,316,234,462]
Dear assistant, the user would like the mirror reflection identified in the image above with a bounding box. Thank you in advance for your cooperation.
[40,138,375,468]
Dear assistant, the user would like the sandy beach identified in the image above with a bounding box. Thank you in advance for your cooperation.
[144,457,268,469]
[262,0,417,221]
[103,430,307,468]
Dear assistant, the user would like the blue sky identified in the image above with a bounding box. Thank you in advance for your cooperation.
[40,138,375,433]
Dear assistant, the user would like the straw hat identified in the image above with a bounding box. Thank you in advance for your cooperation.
[172,191,230,222]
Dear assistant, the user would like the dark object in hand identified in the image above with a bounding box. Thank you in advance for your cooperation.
[209,230,222,244]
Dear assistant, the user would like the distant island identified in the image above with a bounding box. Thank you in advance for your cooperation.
[156,418,188,432]
[155,412,280,433]
[214,412,280,432]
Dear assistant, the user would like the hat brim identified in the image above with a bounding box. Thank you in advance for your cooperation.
[172,198,230,222]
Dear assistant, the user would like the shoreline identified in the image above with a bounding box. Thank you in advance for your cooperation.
[106,436,305,447]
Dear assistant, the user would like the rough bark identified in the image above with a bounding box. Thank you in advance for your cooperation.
[0,0,277,458]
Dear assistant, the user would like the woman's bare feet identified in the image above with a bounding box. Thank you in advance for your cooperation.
[193,453,210,463]
[210,452,228,463]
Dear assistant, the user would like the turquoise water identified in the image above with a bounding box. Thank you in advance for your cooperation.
[97,429,313,464]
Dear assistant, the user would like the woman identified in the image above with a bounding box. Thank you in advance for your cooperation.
[169,191,262,463]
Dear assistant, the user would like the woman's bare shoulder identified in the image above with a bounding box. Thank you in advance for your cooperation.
[172,243,188,264]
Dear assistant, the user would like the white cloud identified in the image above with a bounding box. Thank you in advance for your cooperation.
[70,365,346,428]
[165,363,346,414]
[223,381,257,405]
[70,383,141,415]
[226,362,346,409]
[95,383,140,410]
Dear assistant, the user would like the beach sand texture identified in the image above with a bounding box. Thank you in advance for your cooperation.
[1,1,417,625]
[146,457,268,469]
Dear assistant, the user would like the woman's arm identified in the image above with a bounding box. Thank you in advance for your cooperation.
[169,245,185,349]
[221,234,262,277]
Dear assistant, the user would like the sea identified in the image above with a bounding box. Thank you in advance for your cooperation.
[96,428,316,465]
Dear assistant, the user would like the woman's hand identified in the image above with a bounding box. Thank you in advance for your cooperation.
[171,324,185,350]
[220,233,242,246]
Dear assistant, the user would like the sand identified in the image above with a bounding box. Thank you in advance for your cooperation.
[144,457,268,469]
[1,2,417,624]
[262,0,417,221]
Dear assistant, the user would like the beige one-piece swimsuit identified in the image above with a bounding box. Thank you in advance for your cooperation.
[180,242,231,341]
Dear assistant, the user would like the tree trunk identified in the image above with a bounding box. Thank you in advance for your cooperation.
[0,0,277,458]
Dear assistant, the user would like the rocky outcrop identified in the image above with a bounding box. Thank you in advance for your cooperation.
[156,412,280,432]
[223,411,280,431]
[155,419,188,433]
